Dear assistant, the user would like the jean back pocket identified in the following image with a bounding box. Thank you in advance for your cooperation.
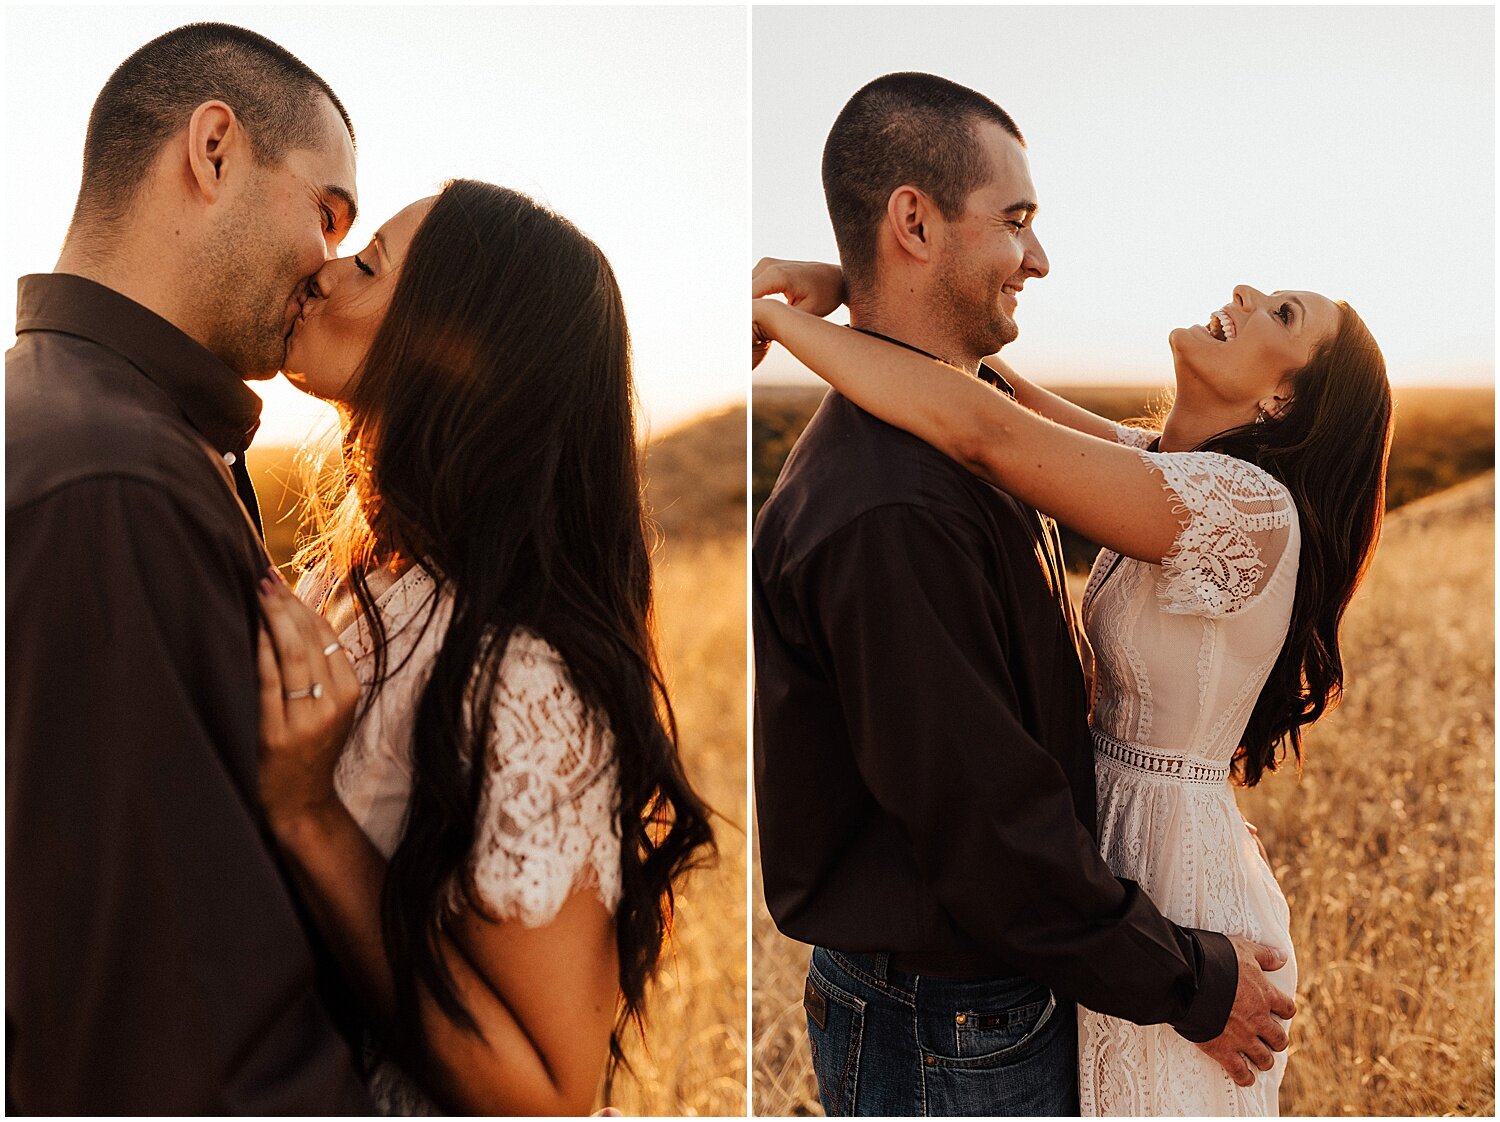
[804,962,866,1115]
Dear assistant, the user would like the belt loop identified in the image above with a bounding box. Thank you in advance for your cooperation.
[873,952,890,983]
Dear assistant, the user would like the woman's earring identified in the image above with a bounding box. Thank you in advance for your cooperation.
[1255,406,1270,425]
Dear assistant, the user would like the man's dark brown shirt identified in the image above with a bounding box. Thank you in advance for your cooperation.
[6,274,372,1113]
[753,380,1238,1041]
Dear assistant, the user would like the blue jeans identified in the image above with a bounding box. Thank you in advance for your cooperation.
[804,947,1078,1116]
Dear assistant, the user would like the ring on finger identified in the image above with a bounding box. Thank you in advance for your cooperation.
[284,683,325,701]
[322,641,343,656]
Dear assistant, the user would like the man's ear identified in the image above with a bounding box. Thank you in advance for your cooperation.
[184,101,242,203]
[885,185,936,265]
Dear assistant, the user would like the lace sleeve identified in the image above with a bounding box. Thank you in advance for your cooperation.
[1138,450,1296,617]
[466,631,621,927]
[1111,421,1161,449]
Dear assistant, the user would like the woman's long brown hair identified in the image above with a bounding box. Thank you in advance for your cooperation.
[1192,302,1393,785]
[296,179,715,1087]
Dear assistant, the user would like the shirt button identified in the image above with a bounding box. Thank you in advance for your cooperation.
[222,452,237,467]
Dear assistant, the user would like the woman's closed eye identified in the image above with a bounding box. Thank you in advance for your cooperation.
[1275,303,1293,325]
[354,254,374,277]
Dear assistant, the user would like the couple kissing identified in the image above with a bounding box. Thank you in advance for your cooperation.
[8,22,714,1115]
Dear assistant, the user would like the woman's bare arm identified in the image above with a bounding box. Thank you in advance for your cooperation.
[256,580,617,1116]
[750,257,1136,441]
[753,299,1180,564]
[981,353,1133,442]
[269,805,617,1116]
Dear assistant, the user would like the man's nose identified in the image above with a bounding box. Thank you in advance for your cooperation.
[1023,227,1050,279]
[308,262,336,298]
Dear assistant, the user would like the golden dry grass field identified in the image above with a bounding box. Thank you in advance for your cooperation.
[751,391,1494,1116]
[250,404,748,1116]
[1232,471,1495,1115]
[613,527,747,1116]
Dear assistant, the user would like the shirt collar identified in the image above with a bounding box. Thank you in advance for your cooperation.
[15,273,263,454]
[851,326,1017,399]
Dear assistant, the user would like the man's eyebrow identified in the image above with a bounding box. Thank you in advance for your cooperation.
[323,185,358,231]
[1001,201,1038,218]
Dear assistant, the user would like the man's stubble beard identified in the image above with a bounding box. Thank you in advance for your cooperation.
[193,193,302,381]
[933,256,1018,364]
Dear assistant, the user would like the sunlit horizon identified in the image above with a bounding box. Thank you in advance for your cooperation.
[5,6,747,447]
[246,375,745,452]
[754,343,1496,391]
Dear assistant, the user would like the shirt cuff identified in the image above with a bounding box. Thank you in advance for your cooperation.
[1170,928,1239,1043]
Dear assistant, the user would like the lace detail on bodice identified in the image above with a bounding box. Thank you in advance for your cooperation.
[302,566,622,1115]
[1110,421,1161,449]
[1086,434,1301,755]
[1142,450,1295,618]
[307,565,622,924]
[1078,426,1298,1115]
[1084,555,1157,742]
[467,631,622,927]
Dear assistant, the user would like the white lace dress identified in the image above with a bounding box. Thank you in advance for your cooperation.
[1076,424,1300,1117]
[298,565,622,1115]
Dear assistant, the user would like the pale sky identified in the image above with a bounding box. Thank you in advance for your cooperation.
[753,5,1495,388]
[5,5,747,445]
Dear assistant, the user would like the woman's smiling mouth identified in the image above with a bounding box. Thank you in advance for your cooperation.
[1206,304,1237,343]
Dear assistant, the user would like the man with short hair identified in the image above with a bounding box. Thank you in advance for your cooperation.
[753,72,1290,1115]
[7,23,372,1112]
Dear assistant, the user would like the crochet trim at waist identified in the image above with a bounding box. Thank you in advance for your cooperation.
[1092,729,1231,786]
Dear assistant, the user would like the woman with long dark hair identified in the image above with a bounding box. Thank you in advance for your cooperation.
[253,179,714,1114]
[751,265,1391,1115]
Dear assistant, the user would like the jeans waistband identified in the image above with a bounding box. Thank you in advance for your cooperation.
[834,948,1026,984]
